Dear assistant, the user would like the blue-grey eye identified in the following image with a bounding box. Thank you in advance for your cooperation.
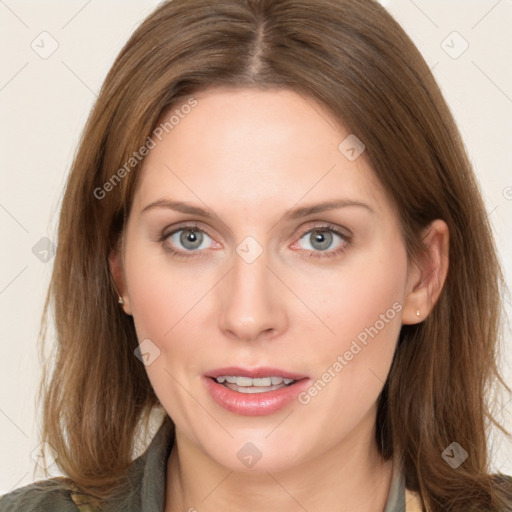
[298,229,341,252]
[169,229,212,251]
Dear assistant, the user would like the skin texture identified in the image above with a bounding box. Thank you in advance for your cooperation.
[110,87,449,512]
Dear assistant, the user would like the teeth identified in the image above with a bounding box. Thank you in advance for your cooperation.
[229,385,284,394]
[214,375,297,387]
[252,377,271,386]
[236,376,254,387]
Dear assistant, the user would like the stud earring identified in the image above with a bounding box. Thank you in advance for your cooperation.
[118,295,124,305]
[416,310,420,317]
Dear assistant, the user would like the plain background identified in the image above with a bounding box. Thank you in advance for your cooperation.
[0,0,511,494]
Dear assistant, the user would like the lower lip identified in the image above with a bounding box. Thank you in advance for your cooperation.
[203,377,311,416]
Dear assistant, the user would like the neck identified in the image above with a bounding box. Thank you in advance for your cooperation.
[165,412,394,511]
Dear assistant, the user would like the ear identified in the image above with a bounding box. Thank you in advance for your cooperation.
[109,244,132,316]
[402,219,449,325]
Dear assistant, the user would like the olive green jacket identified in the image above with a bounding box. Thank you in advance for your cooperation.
[0,419,424,511]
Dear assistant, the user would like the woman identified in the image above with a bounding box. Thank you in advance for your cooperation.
[1,0,511,510]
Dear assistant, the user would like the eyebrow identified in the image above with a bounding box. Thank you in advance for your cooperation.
[140,198,375,220]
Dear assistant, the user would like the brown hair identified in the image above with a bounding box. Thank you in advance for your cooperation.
[38,0,511,509]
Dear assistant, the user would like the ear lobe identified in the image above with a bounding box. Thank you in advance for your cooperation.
[109,247,132,316]
[402,219,449,325]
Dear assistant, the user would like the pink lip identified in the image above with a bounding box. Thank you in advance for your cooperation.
[203,367,311,416]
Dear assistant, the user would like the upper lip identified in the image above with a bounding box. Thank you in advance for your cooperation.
[205,366,308,380]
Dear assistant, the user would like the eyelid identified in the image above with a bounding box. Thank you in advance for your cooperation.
[294,220,352,240]
[160,221,351,243]
[161,221,218,242]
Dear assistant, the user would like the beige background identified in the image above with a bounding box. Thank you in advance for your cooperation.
[0,0,511,493]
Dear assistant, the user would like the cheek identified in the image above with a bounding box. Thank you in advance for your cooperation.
[123,240,219,390]
[297,238,407,425]
[305,234,407,351]
[124,239,205,342]
[123,245,207,419]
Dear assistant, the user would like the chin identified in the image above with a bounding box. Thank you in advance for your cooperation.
[197,433,309,474]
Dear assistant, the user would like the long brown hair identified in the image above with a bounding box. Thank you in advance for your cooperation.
[38,0,511,509]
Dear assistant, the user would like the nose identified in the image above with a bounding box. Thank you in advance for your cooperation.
[217,245,288,343]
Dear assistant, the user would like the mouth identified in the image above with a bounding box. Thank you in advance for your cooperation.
[204,367,310,416]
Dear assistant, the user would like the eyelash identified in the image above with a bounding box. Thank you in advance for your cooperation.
[157,222,351,261]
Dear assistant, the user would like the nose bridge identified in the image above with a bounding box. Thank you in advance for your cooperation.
[217,238,286,342]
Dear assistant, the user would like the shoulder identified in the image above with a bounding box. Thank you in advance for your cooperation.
[0,478,80,512]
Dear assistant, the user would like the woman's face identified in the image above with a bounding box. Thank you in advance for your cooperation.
[116,87,418,472]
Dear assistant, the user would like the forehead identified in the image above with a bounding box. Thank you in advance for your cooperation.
[132,87,388,220]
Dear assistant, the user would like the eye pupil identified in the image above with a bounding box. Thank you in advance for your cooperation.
[311,230,333,251]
